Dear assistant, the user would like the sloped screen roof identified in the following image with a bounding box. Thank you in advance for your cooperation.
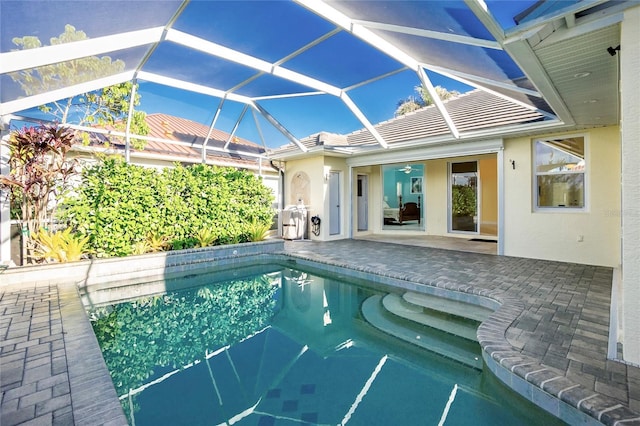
[2,0,583,150]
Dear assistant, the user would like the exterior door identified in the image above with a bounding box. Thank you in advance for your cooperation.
[357,175,368,231]
[329,171,341,235]
[450,161,479,233]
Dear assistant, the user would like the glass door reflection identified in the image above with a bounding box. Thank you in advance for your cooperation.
[450,161,478,233]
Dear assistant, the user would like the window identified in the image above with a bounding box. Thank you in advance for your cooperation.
[534,136,586,209]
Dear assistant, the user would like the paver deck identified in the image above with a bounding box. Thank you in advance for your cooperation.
[282,240,640,425]
[1,239,639,425]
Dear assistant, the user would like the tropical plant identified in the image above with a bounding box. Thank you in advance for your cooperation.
[131,240,152,255]
[395,85,460,117]
[145,232,168,252]
[0,124,77,262]
[245,218,272,242]
[31,227,89,263]
[170,237,199,251]
[451,185,477,216]
[9,24,149,149]
[195,228,217,247]
[59,157,162,257]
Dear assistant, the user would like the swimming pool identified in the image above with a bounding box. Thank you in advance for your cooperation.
[87,262,566,425]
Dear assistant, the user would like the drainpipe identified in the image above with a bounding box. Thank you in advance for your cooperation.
[271,160,285,236]
[497,147,505,256]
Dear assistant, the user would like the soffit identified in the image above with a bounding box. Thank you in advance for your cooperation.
[532,24,620,127]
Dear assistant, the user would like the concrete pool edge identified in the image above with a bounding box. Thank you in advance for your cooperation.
[276,250,639,426]
[0,240,284,426]
[0,240,285,288]
[3,239,636,425]
[58,282,128,426]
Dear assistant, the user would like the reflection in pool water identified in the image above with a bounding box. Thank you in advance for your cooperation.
[88,264,565,425]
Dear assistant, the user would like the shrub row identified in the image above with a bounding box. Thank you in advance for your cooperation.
[60,157,274,257]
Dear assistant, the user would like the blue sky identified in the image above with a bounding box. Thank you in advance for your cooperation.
[6,0,538,149]
[136,69,475,149]
[133,0,534,148]
[18,72,459,149]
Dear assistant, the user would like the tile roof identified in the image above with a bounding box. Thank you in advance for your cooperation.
[145,114,260,150]
[89,113,271,170]
[270,89,549,156]
[347,90,547,145]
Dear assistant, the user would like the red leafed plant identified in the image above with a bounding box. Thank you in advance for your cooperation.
[1,124,77,262]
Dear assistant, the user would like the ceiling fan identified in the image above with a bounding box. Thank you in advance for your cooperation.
[397,164,416,174]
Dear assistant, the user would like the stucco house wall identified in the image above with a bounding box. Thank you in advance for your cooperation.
[285,155,351,241]
[424,160,448,236]
[503,126,621,267]
[620,4,640,364]
[290,125,621,268]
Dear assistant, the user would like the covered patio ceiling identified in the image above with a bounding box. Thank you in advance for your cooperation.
[0,0,629,152]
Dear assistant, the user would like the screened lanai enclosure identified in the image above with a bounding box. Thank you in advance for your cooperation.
[4,0,617,150]
[3,1,640,424]
[0,0,631,270]
[3,0,624,243]
[1,0,634,346]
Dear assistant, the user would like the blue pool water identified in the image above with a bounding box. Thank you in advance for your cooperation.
[88,262,565,425]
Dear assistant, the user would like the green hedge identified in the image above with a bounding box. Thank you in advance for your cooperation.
[60,157,274,257]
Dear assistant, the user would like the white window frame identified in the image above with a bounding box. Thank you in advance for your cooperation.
[533,134,588,212]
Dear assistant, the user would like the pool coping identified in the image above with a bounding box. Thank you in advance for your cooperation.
[278,248,640,426]
[0,240,284,426]
[2,239,638,425]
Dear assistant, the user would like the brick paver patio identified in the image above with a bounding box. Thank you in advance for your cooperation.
[283,240,640,425]
[1,239,639,425]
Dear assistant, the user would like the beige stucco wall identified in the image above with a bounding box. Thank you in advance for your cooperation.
[285,155,349,241]
[503,126,621,267]
[620,4,640,364]
[287,127,621,267]
[424,159,448,235]
[284,156,324,239]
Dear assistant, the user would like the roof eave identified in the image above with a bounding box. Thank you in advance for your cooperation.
[275,118,568,162]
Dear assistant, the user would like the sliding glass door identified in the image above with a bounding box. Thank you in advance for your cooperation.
[381,164,424,230]
[450,161,478,233]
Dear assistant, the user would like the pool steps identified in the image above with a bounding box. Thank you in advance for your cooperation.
[382,293,479,342]
[402,291,493,323]
[361,293,483,369]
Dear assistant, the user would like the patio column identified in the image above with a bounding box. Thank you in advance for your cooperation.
[1,124,11,265]
[620,4,640,365]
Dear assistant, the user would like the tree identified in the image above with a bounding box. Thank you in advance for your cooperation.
[395,85,460,117]
[9,24,149,148]
[0,125,77,262]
